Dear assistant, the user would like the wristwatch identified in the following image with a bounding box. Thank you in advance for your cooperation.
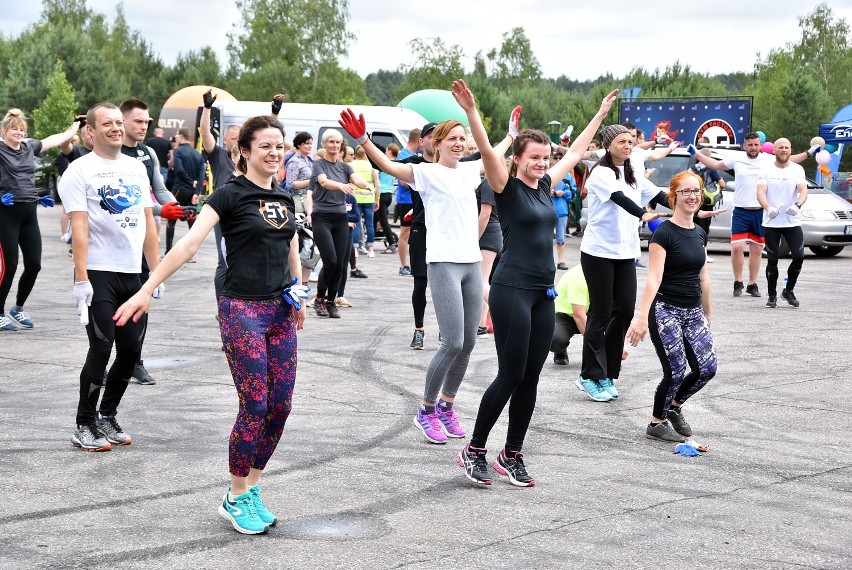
[795,201,803,208]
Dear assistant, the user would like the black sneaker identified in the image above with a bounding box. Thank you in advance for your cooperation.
[325,301,340,318]
[745,283,761,297]
[766,295,777,308]
[456,445,491,486]
[132,360,156,385]
[476,326,489,338]
[666,407,692,437]
[410,329,424,350]
[733,281,744,297]
[645,421,685,442]
[96,413,132,445]
[314,297,329,317]
[780,289,800,307]
[493,450,535,487]
[350,268,368,279]
[553,351,569,366]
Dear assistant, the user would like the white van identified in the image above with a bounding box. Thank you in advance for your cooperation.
[213,101,426,151]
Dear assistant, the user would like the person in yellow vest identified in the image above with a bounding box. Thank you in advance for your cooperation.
[350,145,380,257]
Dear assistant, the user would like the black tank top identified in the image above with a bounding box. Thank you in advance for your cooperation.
[121,143,156,185]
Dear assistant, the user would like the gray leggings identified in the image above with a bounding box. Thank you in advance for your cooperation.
[423,261,482,403]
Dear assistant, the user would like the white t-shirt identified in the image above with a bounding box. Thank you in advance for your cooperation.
[581,164,660,259]
[410,161,482,264]
[757,161,807,228]
[59,152,153,273]
[722,152,773,208]
[593,146,651,177]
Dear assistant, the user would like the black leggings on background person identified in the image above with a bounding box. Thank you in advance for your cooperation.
[0,202,42,312]
[76,270,146,425]
[470,284,554,453]
[165,188,196,253]
[764,226,804,296]
[376,193,396,246]
[312,212,349,301]
[580,252,636,381]
[412,276,428,329]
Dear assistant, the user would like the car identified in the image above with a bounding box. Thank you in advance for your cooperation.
[641,147,852,257]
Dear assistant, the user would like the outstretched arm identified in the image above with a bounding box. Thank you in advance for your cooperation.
[548,89,619,183]
[200,90,217,154]
[41,119,81,152]
[453,79,509,192]
[339,109,414,184]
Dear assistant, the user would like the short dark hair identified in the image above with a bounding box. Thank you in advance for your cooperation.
[177,127,192,140]
[86,102,119,128]
[119,98,148,115]
[236,115,286,174]
[744,132,760,141]
[622,122,637,131]
[293,131,312,147]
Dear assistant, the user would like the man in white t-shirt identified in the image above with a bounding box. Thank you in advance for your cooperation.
[59,102,161,453]
[756,138,808,308]
[693,132,817,297]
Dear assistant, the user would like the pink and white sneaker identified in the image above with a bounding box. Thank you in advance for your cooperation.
[437,407,466,438]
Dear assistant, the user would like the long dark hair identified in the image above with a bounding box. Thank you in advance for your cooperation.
[596,151,637,187]
[236,115,286,174]
[508,129,550,177]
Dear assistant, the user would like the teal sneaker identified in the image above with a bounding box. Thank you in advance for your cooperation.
[218,491,268,534]
[0,315,18,331]
[598,378,619,398]
[8,308,33,328]
[249,485,277,526]
[575,377,612,402]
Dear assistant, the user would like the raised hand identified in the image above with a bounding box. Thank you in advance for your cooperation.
[508,105,522,140]
[598,89,619,115]
[271,94,285,115]
[203,89,217,109]
[338,108,368,144]
[560,125,574,145]
[451,79,476,112]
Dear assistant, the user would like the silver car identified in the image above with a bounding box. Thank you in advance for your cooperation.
[642,148,852,257]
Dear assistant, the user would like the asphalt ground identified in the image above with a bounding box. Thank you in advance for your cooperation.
[1,206,850,569]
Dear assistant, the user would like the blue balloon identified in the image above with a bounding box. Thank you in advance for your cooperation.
[824,143,838,153]
[756,130,766,144]
[648,218,664,234]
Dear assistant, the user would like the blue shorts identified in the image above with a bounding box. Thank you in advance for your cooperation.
[555,215,569,245]
[731,208,765,245]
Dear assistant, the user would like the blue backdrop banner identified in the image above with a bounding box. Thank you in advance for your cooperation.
[818,121,852,144]
[619,99,753,146]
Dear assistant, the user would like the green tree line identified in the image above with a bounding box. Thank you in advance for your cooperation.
[3,0,849,169]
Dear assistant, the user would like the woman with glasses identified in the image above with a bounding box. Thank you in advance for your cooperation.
[626,171,720,442]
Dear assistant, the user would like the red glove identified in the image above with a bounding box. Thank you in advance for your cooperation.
[403,209,414,222]
[159,202,185,221]
[339,108,368,144]
[508,106,522,140]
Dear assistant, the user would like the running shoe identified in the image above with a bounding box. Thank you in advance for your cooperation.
[598,378,619,398]
[634,259,647,269]
[413,408,447,444]
[350,268,368,278]
[556,262,568,270]
[335,296,353,307]
[367,250,375,258]
[781,289,800,307]
[72,424,111,452]
[575,377,612,402]
[410,329,424,350]
[218,491,268,535]
[357,246,369,255]
[249,485,277,527]
[476,326,489,338]
[733,280,744,297]
[314,298,329,317]
[745,283,761,297]
[437,406,466,438]
[456,444,491,486]
[399,266,411,277]
[553,352,569,366]
[493,450,535,487]
[666,407,692,437]
[8,308,33,328]
[95,413,132,445]
[132,361,156,385]
[645,421,685,442]
[325,301,340,319]
[382,245,398,254]
[766,296,777,308]
[0,315,18,332]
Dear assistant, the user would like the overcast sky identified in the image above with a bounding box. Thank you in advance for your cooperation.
[4,0,852,82]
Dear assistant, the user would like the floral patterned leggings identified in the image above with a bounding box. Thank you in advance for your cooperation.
[219,296,297,477]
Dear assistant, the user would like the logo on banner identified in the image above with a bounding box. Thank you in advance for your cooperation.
[258,200,290,229]
[829,124,852,139]
[695,119,737,146]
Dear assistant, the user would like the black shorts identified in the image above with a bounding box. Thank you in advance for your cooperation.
[397,203,413,227]
[479,222,503,253]
[409,223,427,277]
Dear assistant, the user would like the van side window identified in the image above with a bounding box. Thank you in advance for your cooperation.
[370,132,396,150]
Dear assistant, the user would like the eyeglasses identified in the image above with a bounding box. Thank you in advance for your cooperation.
[676,188,702,196]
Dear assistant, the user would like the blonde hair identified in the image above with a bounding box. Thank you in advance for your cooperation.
[354,145,367,160]
[1,109,27,134]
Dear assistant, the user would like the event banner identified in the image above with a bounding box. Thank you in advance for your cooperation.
[619,99,753,147]
[818,121,852,144]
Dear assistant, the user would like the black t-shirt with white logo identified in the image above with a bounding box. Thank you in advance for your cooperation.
[491,174,557,290]
[649,220,708,308]
[204,175,296,300]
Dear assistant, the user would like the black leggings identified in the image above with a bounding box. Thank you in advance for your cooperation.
[376,193,396,245]
[413,275,428,329]
[165,188,196,252]
[76,271,146,425]
[0,202,42,312]
[312,212,349,300]
[764,226,804,296]
[580,252,636,381]
[337,227,354,297]
[470,284,554,452]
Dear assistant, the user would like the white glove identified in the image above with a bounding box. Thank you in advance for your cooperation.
[807,144,821,156]
[560,125,574,144]
[152,282,165,299]
[766,205,783,220]
[668,141,680,151]
[785,203,800,217]
[507,106,522,140]
[73,281,94,325]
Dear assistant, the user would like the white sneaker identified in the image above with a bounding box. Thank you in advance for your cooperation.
[367,250,375,258]
[335,296,353,307]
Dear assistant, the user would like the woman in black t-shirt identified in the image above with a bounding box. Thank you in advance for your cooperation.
[627,171,718,444]
[453,80,619,487]
[115,115,305,535]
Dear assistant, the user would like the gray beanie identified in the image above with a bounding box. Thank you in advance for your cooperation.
[601,124,630,150]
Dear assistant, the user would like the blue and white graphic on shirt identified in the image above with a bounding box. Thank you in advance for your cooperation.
[98,178,144,214]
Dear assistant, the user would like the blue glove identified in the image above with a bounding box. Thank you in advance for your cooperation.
[673,443,702,457]
[1,193,13,206]
[686,144,697,156]
[282,277,311,310]
[39,195,55,208]
[546,287,558,299]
